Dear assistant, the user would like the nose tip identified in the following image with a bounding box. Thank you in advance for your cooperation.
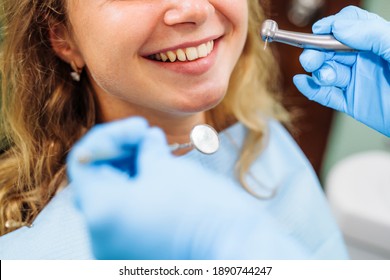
[164,1,215,26]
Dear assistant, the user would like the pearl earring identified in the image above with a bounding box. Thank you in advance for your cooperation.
[70,61,82,82]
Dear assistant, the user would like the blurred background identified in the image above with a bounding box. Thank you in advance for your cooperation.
[264,0,390,259]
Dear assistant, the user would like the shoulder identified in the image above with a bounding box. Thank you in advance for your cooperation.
[230,120,348,259]
[235,119,319,192]
[266,119,312,168]
[242,118,322,199]
[223,118,310,165]
[0,187,93,259]
[187,119,316,188]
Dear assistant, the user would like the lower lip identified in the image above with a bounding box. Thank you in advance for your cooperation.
[146,39,220,75]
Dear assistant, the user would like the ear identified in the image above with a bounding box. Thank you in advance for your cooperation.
[49,23,85,69]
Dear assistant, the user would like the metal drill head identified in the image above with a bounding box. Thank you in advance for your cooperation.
[260,19,279,42]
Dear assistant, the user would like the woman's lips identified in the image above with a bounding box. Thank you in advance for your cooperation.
[145,38,220,75]
[149,40,214,62]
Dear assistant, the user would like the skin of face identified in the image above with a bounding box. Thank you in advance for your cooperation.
[57,0,248,142]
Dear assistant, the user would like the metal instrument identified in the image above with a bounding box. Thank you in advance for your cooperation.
[78,124,220,164]
[169,124,219,155]
[261,19,354,52]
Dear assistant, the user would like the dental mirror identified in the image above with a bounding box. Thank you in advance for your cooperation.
[170,124,220,155]
[78,124,220,164]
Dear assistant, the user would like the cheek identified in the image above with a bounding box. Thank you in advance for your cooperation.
[234,1,249,43]
[69,4,157,73]
[76,19,142,102]
[215,0,248,56]
[215,0,248,27]
[86,60,146,105]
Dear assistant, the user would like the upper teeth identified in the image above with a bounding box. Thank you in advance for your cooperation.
[152,40,214,62]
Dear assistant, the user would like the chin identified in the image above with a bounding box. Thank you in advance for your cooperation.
[174,90,225,114]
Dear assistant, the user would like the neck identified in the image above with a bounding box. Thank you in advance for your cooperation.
[95,98,207,154]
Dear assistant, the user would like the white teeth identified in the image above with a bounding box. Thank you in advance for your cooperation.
[160,53,168,62]
[167,51,176,62]
[197,43,208,58]
[185,47,198,61]
[207,41,214,54]
[176,49,186,62]
[154,40,215,62]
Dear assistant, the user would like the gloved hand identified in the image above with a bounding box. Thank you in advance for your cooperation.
[67,117,306,260]
[293,6,390,137]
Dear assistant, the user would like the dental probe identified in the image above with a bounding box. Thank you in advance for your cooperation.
[77,124,220,164]
[261,19,355,51]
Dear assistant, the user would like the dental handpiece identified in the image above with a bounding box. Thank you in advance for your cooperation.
[261,19,354,51]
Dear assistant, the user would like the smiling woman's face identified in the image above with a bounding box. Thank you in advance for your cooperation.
[63,0,248,121]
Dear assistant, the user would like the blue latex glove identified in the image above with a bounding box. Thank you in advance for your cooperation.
[67,117,307,260]
[293,6,390,137]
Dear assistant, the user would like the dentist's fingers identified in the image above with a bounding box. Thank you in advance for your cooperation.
[293,74,347,113]
[299,50,357,73]
[312,61,352,88]
[138,126,172,176]
[68,117,149,164]
[299,50,330,72]
[312,15,335,34]
[312,6,381,34]
[332,19,390,61]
